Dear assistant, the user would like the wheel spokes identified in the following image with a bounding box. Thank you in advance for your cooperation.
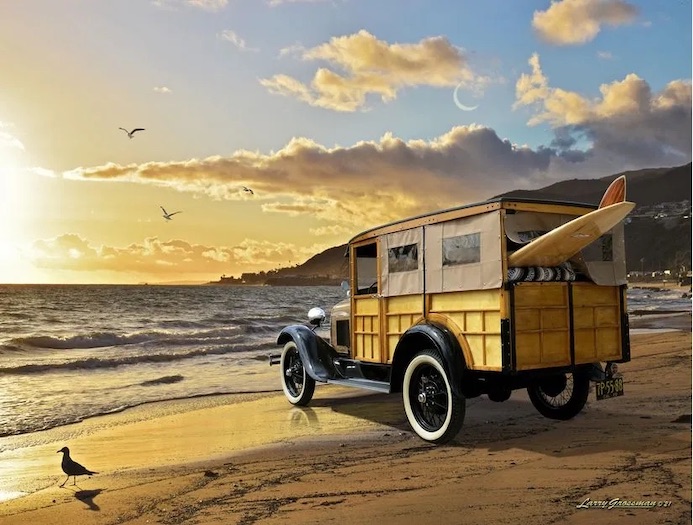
[284,352,305,396]
[413,366,448,430]
[540,375,574,407]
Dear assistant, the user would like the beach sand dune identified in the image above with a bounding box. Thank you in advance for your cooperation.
[0,325,690,525]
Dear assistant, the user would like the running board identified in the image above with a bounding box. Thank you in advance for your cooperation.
[327,378,390,393]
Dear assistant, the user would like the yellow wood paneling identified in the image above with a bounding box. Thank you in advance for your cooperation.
[516,333,541,367]
[515,309,540,331]
[542,309,569,330]
[572,283,622,363]
[514,282,567,307]
[514,282,623,367]
[514,283,571,370]
[430,289,501,311]
[384,294,423,363]
[386,294,422,311]
[354,298,379,315]
[542,331,571,362]
[483,335,502,368]
[428,289,504,371]
[353,296,380,362]
[595,306,619,326]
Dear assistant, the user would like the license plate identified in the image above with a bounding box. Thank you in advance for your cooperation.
[595,377,624,400]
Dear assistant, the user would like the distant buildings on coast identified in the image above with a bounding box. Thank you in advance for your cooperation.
[209,270,346,286]
[629,200,691,222]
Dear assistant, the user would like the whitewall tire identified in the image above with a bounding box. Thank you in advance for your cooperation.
[402,349,465,444]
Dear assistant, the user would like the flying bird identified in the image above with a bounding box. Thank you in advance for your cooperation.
[161,206,182,220]
[242,186,254,195]
[57,447,98,487]
[119,127,145,139]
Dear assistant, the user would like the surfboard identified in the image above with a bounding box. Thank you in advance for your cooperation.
[598,175,626,208]
[507,201,635,267]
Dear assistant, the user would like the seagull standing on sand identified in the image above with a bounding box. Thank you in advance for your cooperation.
[57,447,98,487]
[119,127,145,139]
[160,206,182,221]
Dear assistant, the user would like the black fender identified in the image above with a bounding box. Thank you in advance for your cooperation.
[277,325,342,382]
[390,322,465,397]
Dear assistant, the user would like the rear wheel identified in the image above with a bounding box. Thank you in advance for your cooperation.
[527,369,590,420]
[280,341,315,406]
[403,349,465,444]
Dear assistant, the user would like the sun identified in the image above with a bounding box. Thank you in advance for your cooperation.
[0,155,23,222]
[0,142,38,277]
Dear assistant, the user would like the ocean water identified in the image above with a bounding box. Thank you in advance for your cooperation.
[0,285,343,438]
[0,284,689,439]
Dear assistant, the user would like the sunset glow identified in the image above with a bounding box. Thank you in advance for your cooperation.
[1,0,690,284]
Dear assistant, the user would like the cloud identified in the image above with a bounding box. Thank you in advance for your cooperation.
[152,0,227,11]
[29,167,56,178]
[268,0,329,5]
[66,106,690,232]
[27,234,327,276]
[260,30,489,111]
[597,51,614,60]
[515,53,691,169]
[61,127,565,229]
[186,0,227,11]
[218,30,258,52]
[153,86,172,94]
[54,61,690,232]
[278,43,306,58]
[533,0,638,45]
[309,224,354,237]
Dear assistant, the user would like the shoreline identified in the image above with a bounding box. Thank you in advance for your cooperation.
[1,315,689,443]
[3,312,689,442]
[0,387,285,441]
[1,320,690,524]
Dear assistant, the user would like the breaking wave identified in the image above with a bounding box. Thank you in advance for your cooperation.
[0,342,269,375]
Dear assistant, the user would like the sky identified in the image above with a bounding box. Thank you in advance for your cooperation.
[0,0,690,284]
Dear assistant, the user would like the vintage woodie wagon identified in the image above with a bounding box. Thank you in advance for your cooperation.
[271,191,632,444]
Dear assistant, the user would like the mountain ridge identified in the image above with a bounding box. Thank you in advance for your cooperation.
[210,163,691,284]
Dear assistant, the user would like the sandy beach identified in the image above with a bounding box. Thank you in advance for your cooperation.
[0,315,690,525]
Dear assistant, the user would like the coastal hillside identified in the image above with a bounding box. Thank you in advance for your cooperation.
[497,163,691,208]
[211,163,691,284]
[498,163,692,272]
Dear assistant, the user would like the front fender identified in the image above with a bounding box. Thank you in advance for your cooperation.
[277,325,341,382]
[391,322,465,397]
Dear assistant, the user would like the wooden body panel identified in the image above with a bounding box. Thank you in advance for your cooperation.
[352,296,381,362]
[352,289,506,370]
[384,295,424,363]
[512,282,624,371]
[429,289,504,370]
[345,196,629,375]
[572,283,623,362]
[352,281,626,371]
[514,283,572,370]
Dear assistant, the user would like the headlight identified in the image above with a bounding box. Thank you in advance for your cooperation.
[308,307,326,327]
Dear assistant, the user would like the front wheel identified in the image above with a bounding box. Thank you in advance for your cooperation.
[280,341,315,406]
[527,369,590,420]
[403,349,465,444]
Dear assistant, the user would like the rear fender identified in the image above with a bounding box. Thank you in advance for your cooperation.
[277,325,341,382]
[390,322,465,397]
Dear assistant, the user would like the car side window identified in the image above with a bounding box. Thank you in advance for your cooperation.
[354,242,378,294]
